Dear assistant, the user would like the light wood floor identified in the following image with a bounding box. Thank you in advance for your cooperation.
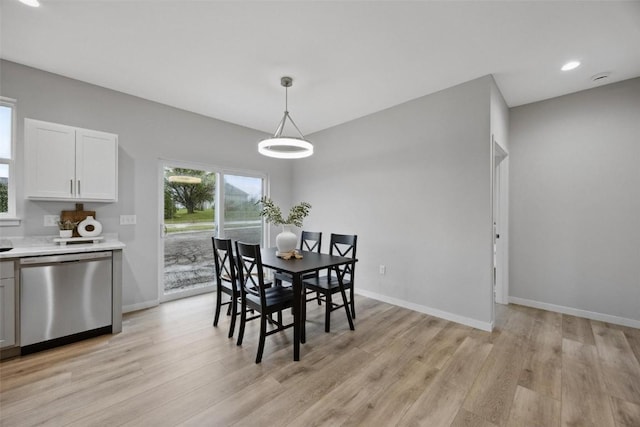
[1,293,640,426]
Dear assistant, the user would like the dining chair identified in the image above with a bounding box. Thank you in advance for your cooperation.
[235,241,295,363]
[302,233,357,333]
[299,231,322,253]
[211,237,241,338]
[298,231,323,302]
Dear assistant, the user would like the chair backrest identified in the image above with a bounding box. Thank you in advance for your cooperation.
[300,231,322,253]
[212,237,238,292]
[328,233,357,282]
[235,241,268,305]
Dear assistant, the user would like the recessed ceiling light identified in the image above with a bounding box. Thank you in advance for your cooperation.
[561,61,581,71]
[18,0,40,6]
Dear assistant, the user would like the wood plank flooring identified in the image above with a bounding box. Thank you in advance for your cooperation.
[1,293,639,426]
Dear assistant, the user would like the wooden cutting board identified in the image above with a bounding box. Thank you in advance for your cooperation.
[60,203,96,237]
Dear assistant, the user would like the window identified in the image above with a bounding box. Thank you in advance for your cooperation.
[160,161,265,301]
[0,97,17,224]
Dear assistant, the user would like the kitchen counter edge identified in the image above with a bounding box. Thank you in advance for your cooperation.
[0,239,125,259]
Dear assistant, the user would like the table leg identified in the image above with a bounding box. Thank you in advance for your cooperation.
[293,273,301,361]
[301,280,306,344]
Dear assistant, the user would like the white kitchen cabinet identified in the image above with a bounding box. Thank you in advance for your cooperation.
[0,261,16,349]
[25,119,118,202]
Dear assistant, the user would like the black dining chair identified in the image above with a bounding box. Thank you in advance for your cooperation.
[299,231,322,253]
[303,233,357,333]
[211,237,241,338]
[235,241,295,363]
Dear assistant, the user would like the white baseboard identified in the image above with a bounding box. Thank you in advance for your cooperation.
[508,296,640,329]
[123,299,159,314]
[355,288,493,332]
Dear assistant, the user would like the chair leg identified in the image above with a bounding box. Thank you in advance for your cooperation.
[236,299,247,346]
[226,300,232,316]
[338,285,354,331]
[213,290,222,326]
[350,287,356,319]
[256,314,267,363]
[228,296,237,339]
[316,291,321,305]
[325,292,331,333]
[277,310,282,325]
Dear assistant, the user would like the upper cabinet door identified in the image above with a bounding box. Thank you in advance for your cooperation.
[76,129,118,201]
[25,119,76,199]
[25,119,118,202]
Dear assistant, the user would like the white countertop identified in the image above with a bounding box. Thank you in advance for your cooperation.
[0,234,125,259]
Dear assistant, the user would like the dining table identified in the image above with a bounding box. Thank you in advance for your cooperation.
[260,248,358,361]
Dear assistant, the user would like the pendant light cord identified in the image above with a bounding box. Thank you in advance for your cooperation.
[271,76,305,139]
[285,85,289,113]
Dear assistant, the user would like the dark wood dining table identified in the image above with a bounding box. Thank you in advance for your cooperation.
[260,248,357,361]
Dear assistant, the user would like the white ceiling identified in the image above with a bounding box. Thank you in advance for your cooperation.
[2,0,640,135]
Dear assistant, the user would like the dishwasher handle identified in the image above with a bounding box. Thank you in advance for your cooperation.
[20,251,112,266]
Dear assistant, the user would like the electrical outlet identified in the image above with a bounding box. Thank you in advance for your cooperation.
[120,215,137,225]
[379,265,386,275]
[44,215,60,227]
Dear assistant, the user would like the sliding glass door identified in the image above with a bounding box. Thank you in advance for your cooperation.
[222,174,263,245]
[160,161,265,302]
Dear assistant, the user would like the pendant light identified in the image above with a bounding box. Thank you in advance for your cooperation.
[258,76,313,159]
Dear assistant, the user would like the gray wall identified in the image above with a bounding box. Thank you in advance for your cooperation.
[509,77,640,324]
[491,77,509,153]
[1,60,293,310]
[296,76,496,329]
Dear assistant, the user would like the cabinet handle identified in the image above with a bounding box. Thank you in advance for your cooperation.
[78,180,81,196]
[70,179,73,195]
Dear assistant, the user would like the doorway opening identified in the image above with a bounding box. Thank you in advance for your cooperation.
[493,140,509,306]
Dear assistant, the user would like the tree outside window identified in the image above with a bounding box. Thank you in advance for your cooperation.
[164,168,216,218]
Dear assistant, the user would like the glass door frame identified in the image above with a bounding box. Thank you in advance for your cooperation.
[158,159,268,303]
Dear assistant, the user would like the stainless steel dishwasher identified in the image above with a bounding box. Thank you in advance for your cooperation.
[20,251,112,352]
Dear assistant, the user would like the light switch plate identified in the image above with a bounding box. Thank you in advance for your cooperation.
[44,215,60,227]
[120,215,137,225]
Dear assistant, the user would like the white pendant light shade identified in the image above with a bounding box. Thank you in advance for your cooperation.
[167,175,202,184]
[258,137,313,159]
[259,77,313,159]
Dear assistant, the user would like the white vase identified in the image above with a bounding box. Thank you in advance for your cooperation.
[276,226,297,254]
[78,215,102,237]
[59,229,73,238]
